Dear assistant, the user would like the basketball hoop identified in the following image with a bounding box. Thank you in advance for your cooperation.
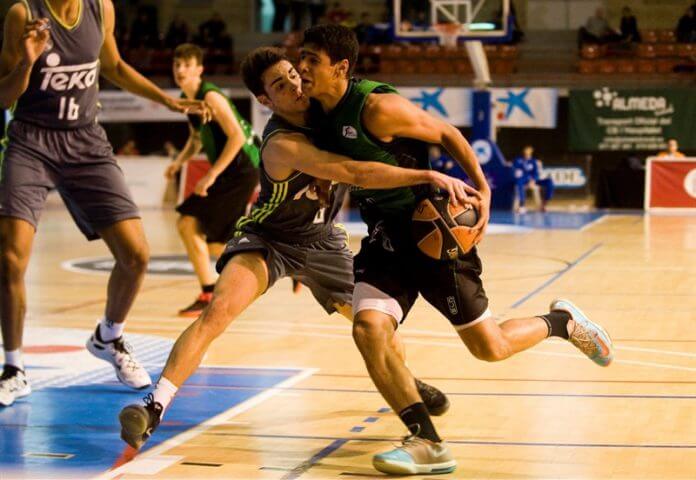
[433,22,461,47]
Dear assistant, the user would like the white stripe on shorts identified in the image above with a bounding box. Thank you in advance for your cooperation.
[453,307,494,332]
[352,282,404,325]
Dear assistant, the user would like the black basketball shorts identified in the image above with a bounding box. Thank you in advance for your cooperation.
[353,221,491,330]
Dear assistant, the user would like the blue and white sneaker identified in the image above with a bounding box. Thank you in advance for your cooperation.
[551,299,614,367]
[373,435,456,475]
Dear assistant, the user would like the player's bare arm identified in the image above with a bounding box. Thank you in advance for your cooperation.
[191,91,247,196]
[165,124,202,179]
[0,5,50,108]
[363,92,491,237]
[98,0,208,118]
[263,132,472,202]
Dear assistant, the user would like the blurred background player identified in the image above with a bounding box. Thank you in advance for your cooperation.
[0,0,204,407]
[512,145,554,213]
[166,43,260,317]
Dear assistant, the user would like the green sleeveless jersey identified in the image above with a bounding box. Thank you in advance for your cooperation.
[185,81,260,175]
[317,79,431,230]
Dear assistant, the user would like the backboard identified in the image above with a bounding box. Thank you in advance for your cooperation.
[394,0,510,42]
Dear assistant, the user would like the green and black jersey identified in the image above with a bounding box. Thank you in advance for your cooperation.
[235,114,347,243]
[185,81,259,176]
[315,79,431,234]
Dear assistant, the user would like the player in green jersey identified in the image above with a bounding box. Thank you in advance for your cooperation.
[118,47,469,450]
[299,24,614,475]
[168,44,260,317]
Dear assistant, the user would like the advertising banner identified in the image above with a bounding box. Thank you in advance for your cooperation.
[399,87,558,128]
[570,88,696,152]
[645,157,696,210]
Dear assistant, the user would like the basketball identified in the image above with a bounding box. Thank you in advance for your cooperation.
[412,193,479,261]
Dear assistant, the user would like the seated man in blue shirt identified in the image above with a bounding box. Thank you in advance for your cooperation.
[512,145,554,212]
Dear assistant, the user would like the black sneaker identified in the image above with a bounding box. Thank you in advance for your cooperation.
[119,393,163,449]
[415,378,450,416]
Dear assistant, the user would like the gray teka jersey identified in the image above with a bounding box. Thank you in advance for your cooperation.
[13,0,103,129]
[235,114,348,244]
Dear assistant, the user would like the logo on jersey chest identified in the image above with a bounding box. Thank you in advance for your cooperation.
[342,125,358,139]
[40,53,98,92]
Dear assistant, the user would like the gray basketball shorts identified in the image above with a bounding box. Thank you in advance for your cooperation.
[216,225,354,314]
[0,120,140,240]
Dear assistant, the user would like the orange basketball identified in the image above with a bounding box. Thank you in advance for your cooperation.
[412,193,479,261]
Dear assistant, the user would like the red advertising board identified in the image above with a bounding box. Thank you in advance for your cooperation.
[645,157,696,210]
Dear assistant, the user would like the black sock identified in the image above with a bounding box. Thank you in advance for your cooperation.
[540,311,571,339]
[202,284,215,294]
[399,402,441,443]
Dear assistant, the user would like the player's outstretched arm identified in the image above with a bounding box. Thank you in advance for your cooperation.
[264,132,473,204]
[363,93,491,238]
[165,124,202,179]
[192,91,247,196]
[0,5,50,108]
[98,0,207,118]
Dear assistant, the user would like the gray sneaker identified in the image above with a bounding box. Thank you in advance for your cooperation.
[373,435,456,475]
[551,299,614,367]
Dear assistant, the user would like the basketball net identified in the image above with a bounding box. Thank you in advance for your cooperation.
[433,22,461,47]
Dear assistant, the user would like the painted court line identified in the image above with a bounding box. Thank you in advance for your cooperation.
[207,432,696,450]
[510,242,603,308]
[95,367,318,480]
[279,407,389,479]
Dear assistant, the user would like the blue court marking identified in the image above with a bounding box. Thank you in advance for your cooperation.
[281,407,389,478]
[510,242,603,308]
[0,366,301,478]
[281,439,350,480]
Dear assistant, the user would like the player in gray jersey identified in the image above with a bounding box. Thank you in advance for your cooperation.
[0,0,208,407]
[118,47,473,450]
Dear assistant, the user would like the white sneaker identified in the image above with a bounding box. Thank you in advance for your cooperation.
[0,366,31,407]
[86,327,152,390]
[373,435,456,475]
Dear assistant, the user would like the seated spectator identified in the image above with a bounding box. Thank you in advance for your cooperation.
[117,140,140,156]
[308,0,327,26]
[165,15,190,49]
[353,12,369,43]
[512,146,554,213]
[620,6,641,43]
[657,138,686,158]
[676,6,696,43]
[273,0,290,32]
[290,0,308,30]
[129,7,160,49]
[198,12,227,46]
[326,1,349,24]
[578,7,622,47]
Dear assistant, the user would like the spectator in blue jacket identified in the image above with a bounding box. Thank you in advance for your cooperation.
[512,145,554,212]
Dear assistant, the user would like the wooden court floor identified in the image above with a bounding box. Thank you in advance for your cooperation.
[12,208,696,479]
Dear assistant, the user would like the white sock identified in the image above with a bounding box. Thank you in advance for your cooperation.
[99,317,125,342]
[151,376,178,413]
[4,349,24,370]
